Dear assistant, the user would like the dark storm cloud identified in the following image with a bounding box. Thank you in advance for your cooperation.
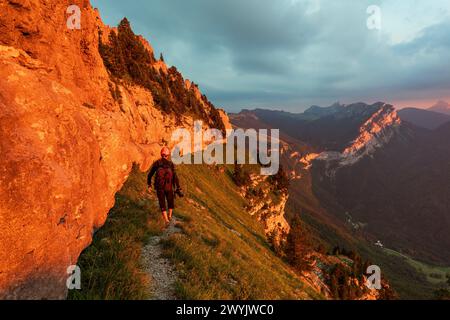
[92,0,450,111]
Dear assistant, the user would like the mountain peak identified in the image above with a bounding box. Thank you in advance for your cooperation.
[304,102,344,116]
[429,100,450,115]
[398,107,450,130]
[313,104,401,166]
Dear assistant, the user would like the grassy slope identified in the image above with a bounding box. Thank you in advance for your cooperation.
[163,163,322,299]
[69,163,323,300]
[356,245,435,299]
[383,248,450,287]
[68,165,163,299]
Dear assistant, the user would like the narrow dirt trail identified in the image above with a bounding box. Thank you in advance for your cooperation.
[141,217,181,300]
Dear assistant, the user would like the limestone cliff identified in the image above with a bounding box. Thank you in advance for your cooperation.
[0,0,227,299]
[298,104,401,172]
[241,174,290,249]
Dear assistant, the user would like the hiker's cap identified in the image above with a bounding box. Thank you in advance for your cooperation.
[161,146,170,157]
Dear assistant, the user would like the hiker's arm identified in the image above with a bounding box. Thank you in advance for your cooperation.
[147,163,157,187]
[172,164,181,190]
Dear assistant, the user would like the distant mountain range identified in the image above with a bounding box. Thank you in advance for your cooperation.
[428,100,450,115]
[230,102,450,299]
[236,102,390,151]
[398,102,450,130]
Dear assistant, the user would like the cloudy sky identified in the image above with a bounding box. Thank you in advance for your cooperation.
[92,0,450,112]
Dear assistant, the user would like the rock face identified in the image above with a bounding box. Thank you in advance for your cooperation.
[338,105,401,165]
[0,0,227,299]
[314,104,402,168]
[242,174,290,249]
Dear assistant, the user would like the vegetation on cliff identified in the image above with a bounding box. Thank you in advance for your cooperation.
[99,18,225,131]
[434,274,450,300]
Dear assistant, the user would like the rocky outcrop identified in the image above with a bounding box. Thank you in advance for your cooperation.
[300,104,401,171]
[299,153,320,170]
[218,109,232,131]
[339,104,401,165]
[301,253,392,300]
[0,0,227,299]
[242,174,290,248]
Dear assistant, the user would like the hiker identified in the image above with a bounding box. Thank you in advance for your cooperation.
[147,147,183,226]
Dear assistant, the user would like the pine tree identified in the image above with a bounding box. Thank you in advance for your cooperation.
[285,216,312,272]
[270,165,289,192]
[233,162,250,186]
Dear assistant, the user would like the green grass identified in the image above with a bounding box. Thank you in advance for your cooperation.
[163,163,322,299]
[356,244,449,300]
[383,248,450,285]
[68,162,323,300]
[68,164,164,300]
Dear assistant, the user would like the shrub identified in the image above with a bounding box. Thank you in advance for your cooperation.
[284,216,313,272]
[233,163,251,187]
[270,165,290,192]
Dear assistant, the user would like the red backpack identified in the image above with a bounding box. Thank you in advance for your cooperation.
[155,160,174,191]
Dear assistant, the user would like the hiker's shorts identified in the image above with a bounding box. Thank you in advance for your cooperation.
[156,189,174,212]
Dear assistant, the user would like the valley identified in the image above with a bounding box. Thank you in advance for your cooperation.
[383,248,450,286]
[230,103,450,299]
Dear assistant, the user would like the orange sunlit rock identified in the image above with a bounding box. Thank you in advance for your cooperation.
[0,0,227,299]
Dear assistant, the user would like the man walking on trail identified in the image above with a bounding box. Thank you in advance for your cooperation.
[147,147,183,226]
